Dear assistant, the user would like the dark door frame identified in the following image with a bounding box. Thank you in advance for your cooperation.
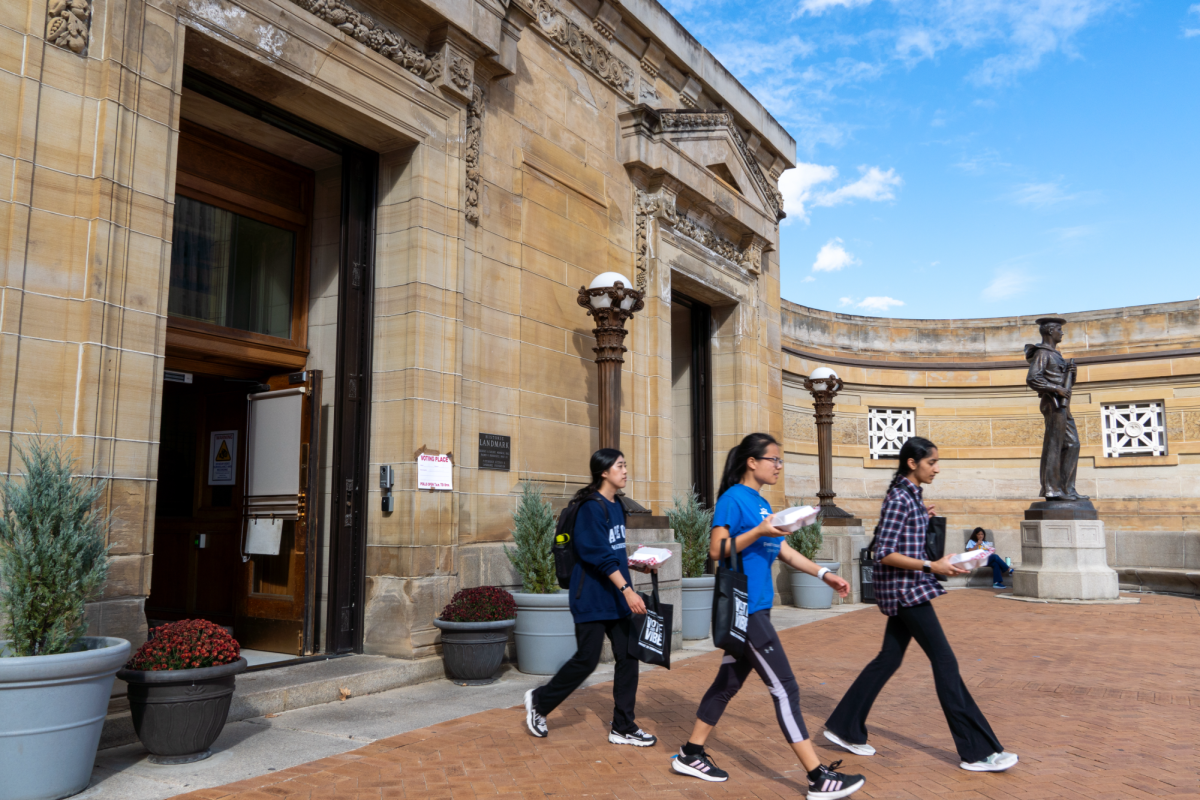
[671,291,714,508]
[182,68,377,655]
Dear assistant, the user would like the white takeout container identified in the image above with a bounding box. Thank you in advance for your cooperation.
[769,505,820,533]
[949,549,992,566]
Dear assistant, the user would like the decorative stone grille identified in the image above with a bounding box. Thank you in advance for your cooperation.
[868,408,914,459]
[1101,401,1167,457]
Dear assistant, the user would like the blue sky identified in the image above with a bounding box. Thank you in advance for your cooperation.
[661,0,1200,319]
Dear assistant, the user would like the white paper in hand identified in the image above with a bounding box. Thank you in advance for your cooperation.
[769,505,820,533]
[628,546,672,567]
[949,548,993,566]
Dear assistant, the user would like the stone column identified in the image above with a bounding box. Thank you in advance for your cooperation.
[1012,501,1119,601]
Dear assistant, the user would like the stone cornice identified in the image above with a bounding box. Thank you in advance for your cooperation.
[291,0,442,84]
[659,110,784,221]
[637,188,757,279]
[511,0,636,99]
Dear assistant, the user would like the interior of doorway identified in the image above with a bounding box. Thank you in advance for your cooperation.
[671,291,714,508]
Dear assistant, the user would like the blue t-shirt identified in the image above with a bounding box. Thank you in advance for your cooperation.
[713,484,781,615]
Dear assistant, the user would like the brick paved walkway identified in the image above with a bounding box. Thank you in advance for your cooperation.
[176,590,1200,800]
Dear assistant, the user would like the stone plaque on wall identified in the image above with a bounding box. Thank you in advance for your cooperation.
[479,433,510,471]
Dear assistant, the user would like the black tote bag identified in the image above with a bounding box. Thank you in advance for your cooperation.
[925,516,947,583]
[711,538,749,658]
[631,571,673,669]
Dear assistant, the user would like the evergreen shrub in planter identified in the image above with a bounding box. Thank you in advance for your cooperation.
[0,433,128,800]
[504,480,573,675]
[785,514,840,609]
[117,619,247,764]
[434,587,516,685]
[665,491,714,640]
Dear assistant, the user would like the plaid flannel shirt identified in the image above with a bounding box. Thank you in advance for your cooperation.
[873,478,945,616]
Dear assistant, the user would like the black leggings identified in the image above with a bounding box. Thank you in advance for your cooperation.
[696,611,809,743]
[825,601,1002,763]
[533,617,639,734]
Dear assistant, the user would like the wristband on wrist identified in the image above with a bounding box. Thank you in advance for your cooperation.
[618,583,631,593]
[816,567,830,580]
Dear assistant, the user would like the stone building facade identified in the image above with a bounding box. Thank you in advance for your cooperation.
[782,300,1200,596]
[1,0,793,657]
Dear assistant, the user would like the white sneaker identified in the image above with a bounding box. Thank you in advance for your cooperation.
[523,689,548,738]
[960,751,1017,772]
[608,728,657,747]
[823,730,876,756]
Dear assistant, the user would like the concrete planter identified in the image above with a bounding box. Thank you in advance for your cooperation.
[116,657,247,765]
[433,618,515,685]
[511,591,575,675]
[0,636,131,800]
[681,576,715,639]
[789,562,841,609]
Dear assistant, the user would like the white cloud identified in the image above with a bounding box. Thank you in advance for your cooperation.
[815,165,903,207]
[1007,179,1096,209]
[838,297,855,307]
[856,296,905,312]
[1186,3,1200,37]
[797,0,872,16]
[779,163,839,222]
[802,275,817,283]
[983,269,1032,300]
[813,238,860,272]
[1051,224,1096,240]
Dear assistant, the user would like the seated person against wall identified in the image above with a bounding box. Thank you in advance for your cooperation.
[966,527,1015,589]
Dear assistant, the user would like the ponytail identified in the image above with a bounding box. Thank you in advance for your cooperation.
[571,448,624,504]
[890,436,937,490]
[717,433,780,499]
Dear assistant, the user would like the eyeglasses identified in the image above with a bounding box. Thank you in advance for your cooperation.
[757,457,784,467]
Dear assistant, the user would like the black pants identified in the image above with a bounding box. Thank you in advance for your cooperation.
[696,611,809,743]
[825,602,1002,763]
[533,617,639,734]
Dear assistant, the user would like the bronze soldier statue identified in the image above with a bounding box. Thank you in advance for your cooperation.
[1025,317,1088,501]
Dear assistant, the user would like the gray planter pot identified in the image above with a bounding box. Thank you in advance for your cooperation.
[790,561,841,609]
[433,618,516,686]
[0,636,131,800]
[511,591,575,675]
[116,657,247,764]
[681,575,715,640]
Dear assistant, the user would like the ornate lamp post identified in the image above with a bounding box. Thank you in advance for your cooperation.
[803,366,860,525]
[577,272,645,451]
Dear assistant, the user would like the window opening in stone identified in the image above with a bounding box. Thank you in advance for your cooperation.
[1101,401,1167,457]
[671,292,714,506]
[868,408,914,459]
[169,196,296,340]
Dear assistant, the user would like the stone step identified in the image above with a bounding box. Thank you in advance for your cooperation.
[101,653,444,750]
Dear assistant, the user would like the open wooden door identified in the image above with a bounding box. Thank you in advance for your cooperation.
[236,370,323,654]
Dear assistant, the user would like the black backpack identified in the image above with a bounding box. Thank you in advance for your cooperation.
[553,495,611,592]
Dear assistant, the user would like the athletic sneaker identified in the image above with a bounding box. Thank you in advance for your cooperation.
[823,730,876,756]
[609,728,657,747]
[960,751,1018,772]
[993,582,1007,589]
[807,760,865,800]
[671,748,729,782]
[523,689,547,738]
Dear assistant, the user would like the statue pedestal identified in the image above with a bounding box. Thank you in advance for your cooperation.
[1012,501,1119,601]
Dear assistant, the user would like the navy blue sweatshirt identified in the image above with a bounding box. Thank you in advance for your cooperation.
[568,494,631,623]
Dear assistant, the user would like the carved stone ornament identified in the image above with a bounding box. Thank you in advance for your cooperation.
[513,0,636,99]
[450,56,472,90]
[464,85,484,224]
[659,110,785,221]
[46,0,91,56]
[293,0,441,83]
[636,188,756,277]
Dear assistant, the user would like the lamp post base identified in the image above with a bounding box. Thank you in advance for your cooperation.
[817,504,862,527]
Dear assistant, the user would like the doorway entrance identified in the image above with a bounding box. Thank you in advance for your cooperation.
[146,68,378,660]
[671,292,714,507]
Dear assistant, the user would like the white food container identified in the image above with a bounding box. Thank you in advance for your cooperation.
[769,506,820,533]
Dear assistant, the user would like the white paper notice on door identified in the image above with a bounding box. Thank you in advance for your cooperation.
[417,453,453,491]
[245,518,283,555]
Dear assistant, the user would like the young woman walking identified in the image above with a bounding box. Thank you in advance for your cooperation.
[822,437,1018,773]
[672,433,866,800]
[523,448,657,747]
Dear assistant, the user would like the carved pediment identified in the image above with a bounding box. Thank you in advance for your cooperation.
[621,107,784,222]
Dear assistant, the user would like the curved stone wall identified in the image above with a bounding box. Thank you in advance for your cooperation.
[781,299,1200,591]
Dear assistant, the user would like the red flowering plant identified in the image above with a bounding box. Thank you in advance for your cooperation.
[439,586,516,623]
[125,619,241,671]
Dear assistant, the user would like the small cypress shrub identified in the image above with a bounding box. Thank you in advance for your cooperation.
[503,479,558,594]
[665,490,713,578]
[0,434,110,657]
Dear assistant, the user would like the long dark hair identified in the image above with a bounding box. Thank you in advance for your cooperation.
[970,526,986,542]
[890,436,938,489]
[718,433,779,499]
[571,448,624,503]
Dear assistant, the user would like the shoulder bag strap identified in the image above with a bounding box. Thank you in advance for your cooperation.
[719,535,740,572]
[649,569,660,611]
